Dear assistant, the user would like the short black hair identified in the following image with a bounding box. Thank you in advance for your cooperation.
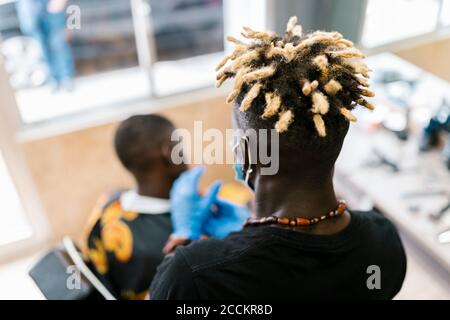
[114,114,175,173]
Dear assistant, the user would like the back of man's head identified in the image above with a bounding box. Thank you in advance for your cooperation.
[114,114,177,176]
[217,16,374,178]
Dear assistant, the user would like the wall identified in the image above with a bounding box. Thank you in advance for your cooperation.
[22,95,235,242]
[395,38,450,82]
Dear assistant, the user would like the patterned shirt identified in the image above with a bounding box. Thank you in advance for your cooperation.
[83,190,172,300]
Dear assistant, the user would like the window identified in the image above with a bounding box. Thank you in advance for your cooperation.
[141,0,225,96]
[362,0,442,48]
[440,0,450,26]
[0,0,268,127]
[0,151,31,246]
[0,0,227,124]
[0,36,49,255]
[0,0,149,124]
[149,0,223,61]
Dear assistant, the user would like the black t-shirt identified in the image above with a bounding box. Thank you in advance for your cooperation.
[150,210,407,299]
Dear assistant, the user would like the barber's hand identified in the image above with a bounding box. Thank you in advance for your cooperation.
[203,199,250,239]
[167,166,222,243]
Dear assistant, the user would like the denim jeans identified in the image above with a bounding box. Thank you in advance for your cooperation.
[16,0,74,83]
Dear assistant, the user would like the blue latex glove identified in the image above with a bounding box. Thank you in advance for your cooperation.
[203,198,251,239]
[169,166,222,240]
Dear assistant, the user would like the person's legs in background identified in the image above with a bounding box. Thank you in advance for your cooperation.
[15,0,51,80]
[42,9,74,91]
[15,0,74,91]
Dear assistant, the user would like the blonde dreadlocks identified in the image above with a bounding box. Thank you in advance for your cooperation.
[216,16,374,137]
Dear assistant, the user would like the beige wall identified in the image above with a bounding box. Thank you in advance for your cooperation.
[395,38,450,82]
[22,95,235,242]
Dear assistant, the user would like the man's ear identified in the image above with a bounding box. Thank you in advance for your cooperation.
[160,142,173,165]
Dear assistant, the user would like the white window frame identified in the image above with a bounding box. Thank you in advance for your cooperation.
[0,53,50,262]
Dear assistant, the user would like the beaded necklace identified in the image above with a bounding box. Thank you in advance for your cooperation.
[244,200,347,228]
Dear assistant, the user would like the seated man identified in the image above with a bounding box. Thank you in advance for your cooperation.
[83,114,188,300]
[150,17,407,299]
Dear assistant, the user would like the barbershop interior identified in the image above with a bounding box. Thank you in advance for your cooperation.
[0,0,450,300]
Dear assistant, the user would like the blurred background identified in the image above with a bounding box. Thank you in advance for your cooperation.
[0,0,450,299]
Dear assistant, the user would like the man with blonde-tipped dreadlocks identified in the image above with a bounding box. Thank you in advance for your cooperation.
[150,17,406,300]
